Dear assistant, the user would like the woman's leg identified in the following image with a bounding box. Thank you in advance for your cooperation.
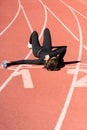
[42,28,52,50]
[29,31,41,57]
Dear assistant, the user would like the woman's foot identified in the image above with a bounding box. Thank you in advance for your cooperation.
[27,41,32,49]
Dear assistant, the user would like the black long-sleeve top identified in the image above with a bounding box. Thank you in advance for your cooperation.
[7,46,66,67]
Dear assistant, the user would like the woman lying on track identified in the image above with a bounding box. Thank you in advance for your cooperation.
[1,28,67,71]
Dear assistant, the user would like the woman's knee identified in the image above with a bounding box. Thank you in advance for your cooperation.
[32,31,38,37]
[44,28,50,34]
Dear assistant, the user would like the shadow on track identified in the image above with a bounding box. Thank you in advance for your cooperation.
[58,60,80,70]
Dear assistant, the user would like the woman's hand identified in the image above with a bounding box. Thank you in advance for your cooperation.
[44,55,50,61]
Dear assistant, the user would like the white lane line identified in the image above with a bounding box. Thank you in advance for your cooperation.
[80,0,87,5]
[83,45,87,50]
[45,5,79,41]
[60,0,87,19]
[0,0,21,36]
[54,1,83,130]
[0,0,47,91]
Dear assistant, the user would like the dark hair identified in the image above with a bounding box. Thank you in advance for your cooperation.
[44,57,60,71]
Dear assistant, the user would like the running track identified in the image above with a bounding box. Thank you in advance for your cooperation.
[0,0,87,130]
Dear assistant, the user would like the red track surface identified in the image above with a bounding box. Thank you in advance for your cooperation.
[0,0,87,130]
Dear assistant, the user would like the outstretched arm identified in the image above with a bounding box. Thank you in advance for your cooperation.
[1,59,45,68]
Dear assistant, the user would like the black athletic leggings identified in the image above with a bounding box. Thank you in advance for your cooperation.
[29,28,52,57]
[30,28,66,60]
